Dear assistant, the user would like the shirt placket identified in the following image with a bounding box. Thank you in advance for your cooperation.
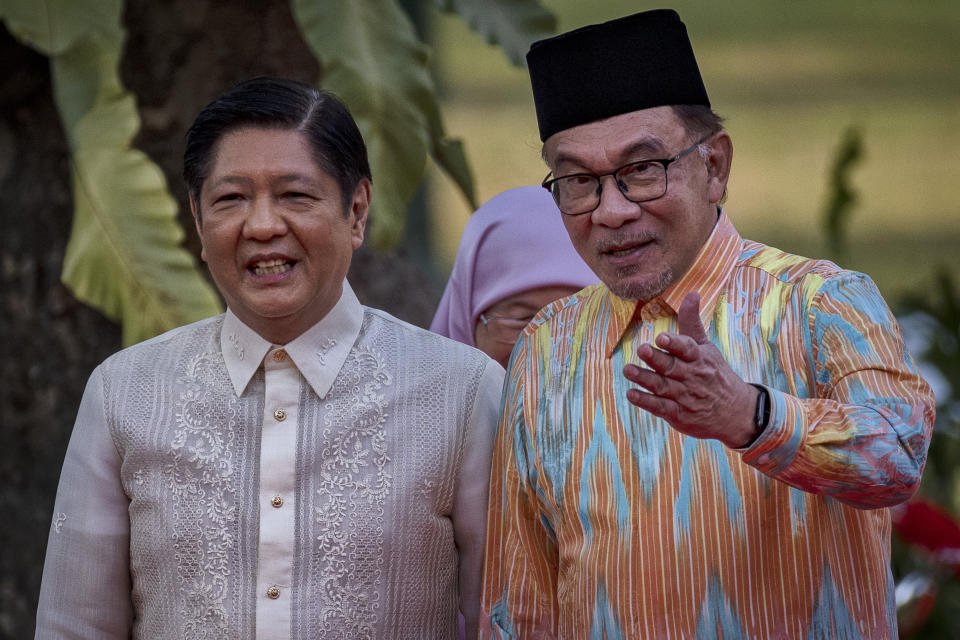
[255,346,300,639]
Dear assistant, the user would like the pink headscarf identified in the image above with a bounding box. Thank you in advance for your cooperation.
[430,186,598,346]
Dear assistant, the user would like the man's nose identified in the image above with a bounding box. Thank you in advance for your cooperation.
[243,197,288,240]
[590,175,642,228]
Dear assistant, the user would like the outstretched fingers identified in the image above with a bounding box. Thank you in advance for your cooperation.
[624,362,684,399]
[625,384,679,422]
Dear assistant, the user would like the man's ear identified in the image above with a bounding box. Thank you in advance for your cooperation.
[189,195,207,263]
[705,132,733,205]
[349,178,371,250]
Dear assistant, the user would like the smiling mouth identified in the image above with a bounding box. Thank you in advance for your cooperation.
[250,258,295,276]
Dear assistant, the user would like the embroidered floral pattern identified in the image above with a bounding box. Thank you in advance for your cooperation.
[316,338,337,366]
[168,351,238,638]
[227,333,244,361]
[38,311,496,638]
[314,344,393,638]
[417,478,436,499]
[54,512,66,533]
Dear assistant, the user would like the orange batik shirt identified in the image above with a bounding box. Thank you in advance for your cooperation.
[481,212,935,639]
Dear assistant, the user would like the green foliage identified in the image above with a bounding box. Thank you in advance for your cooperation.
[292,0,476,248]
[1,0,223,346]
[820,125,863,263]
[893,270,960,638]
[433,0,555,66]
[0,0,115,56]
[902,270,960,511]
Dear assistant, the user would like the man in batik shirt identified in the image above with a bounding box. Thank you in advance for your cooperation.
[481,10,934,639]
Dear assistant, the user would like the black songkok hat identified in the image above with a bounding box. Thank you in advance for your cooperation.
[527,9,710,142]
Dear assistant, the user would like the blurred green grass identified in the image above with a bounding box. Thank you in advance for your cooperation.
[426,0,960,303]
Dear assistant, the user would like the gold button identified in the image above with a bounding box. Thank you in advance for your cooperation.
[266,586,281,599]
[273,408,286,422]
[271,495,283,508]
[272,350,287,362]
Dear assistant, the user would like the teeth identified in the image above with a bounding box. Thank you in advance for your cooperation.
[252,259,293,275]
[610,248,634,257]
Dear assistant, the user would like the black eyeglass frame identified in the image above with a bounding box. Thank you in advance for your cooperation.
[540,134,714,216]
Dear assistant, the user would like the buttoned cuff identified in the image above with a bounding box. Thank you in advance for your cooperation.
[738,386,805,476]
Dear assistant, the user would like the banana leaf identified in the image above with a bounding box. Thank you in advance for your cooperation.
[2,0,223,346]
[292,0,475,248]
[433,0,555,67]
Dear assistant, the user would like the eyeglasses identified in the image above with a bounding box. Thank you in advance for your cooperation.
[541,135,712,216]
[477,312,535,346]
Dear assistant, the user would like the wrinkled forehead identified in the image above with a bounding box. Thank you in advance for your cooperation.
[543,106,688,170]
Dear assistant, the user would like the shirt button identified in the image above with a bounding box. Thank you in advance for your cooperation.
[272,349,287,362]
[266,586,281,599]
[271,495,284,508]
[273,408,286,422]
[647,302,661,315]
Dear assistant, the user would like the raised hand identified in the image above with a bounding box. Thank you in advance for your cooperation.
[622,291,761,448]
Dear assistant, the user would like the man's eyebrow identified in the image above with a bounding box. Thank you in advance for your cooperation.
[550,137,670,172]
[620,138,668,159]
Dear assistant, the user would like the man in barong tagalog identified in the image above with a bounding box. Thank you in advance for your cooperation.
[480,10,935,639]
[36,77,504,640]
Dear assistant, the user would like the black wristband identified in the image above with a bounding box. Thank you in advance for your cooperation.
[750,383,770,430]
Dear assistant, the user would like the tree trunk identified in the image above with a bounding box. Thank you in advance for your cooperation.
[0,26,121,637]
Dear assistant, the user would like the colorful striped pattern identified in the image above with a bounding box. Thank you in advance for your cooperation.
[481,213,935,639]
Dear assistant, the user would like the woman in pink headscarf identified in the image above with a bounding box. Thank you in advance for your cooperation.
[433,186,596,640]
[431,186,598,367]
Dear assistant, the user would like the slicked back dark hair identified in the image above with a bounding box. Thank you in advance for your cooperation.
[184,76,371,219]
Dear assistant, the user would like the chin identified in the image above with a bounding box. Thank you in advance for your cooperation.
[605,269,674,301]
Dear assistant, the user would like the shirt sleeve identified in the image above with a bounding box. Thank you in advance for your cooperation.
[480,344,559,640]
[740,271,936,509]
[35,366,133,638]
[453,359,505,640]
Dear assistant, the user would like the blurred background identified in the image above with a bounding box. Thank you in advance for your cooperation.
[1,0,958,636]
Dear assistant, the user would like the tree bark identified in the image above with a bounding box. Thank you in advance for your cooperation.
[0,25,121,637]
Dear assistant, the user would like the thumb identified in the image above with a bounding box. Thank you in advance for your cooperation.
[677,292,709,344]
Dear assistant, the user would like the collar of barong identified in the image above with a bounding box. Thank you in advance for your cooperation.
[221,280,364,398]
[603,210,741,359]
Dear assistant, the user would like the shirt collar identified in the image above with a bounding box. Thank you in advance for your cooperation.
[603,210,742,358]
[221,280,364,398]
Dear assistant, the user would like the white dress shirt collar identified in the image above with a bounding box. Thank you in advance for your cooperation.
[220,280,364,398]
